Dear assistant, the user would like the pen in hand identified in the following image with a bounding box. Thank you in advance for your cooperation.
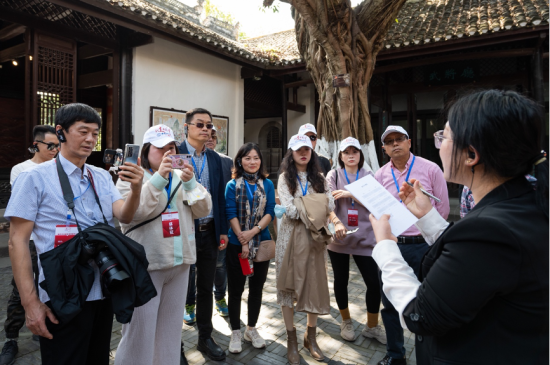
[405,181,441,203]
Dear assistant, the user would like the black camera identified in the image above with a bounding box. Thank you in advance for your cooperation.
[79,240,129,290]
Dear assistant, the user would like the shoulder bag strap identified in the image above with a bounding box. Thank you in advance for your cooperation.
[124,180,183,235]
[86,171,108,224]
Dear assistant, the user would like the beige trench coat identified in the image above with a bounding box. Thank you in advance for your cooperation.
[276,193,332,314]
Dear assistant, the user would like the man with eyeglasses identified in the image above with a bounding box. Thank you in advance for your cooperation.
[374,125,449,365]
[298,123,332,175]
[0,125,60,365]
[178,108,228,363]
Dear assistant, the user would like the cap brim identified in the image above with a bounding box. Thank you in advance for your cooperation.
[150,136,178,148]
[381,129,408,142]
[290,142,312,151]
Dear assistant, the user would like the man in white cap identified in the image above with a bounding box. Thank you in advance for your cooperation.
[374,125,449,365]
[298,123,332,176]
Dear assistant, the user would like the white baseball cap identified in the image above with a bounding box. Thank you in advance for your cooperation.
[339,137,361,152]
[298,123,317,136]
[381,125,409,143]
[143,125,178,148]
[288,134,313,151]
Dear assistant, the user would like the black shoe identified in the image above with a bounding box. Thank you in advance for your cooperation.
[0,340,18,365]
[378,355,407,365]
[197,337,226,361]
[180,342,189,365]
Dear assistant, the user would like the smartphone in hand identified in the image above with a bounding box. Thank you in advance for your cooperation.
[170,154,192,169]
[123,144,140,165]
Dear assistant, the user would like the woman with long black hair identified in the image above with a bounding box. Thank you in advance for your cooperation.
[370,90,549,364]
[224,143,275,354]
[276,134,335,365]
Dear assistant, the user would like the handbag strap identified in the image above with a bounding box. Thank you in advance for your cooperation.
[124,180,182,235]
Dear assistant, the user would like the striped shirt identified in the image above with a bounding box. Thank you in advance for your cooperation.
[4,154,122,303]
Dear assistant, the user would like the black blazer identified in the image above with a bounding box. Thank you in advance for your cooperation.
[403,176,549,364]
[179,142,228,239]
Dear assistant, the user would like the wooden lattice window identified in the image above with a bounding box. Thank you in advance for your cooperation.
[266,125,281,148]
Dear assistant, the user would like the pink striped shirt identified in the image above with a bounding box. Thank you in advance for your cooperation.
[375,153,450,236]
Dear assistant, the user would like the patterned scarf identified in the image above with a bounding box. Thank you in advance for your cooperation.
[235,176,267,259]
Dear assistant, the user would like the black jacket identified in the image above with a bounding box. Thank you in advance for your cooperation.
[404,176,549,364]
[39,223,157,324]
[316,153,332,176]
[179,143,228,239]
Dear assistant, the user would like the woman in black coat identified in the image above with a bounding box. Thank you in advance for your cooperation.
[369,90,549,365]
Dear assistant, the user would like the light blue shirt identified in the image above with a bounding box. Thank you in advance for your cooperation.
[4,154,123,303]
[185,140,214,222]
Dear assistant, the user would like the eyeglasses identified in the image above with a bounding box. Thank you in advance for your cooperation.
[36,140,60,151]
[188,122,214,130]
[433,130,452,149]
[211,135,218,140]
[383,135,408,145]
[307,135,317,141]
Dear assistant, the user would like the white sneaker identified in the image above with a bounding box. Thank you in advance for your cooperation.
[229,330,243,353]
[362,324,387,344]
[340,319,356,341]
[244,327,266,349]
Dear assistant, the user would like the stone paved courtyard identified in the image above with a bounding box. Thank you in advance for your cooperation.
[0,259,417,365]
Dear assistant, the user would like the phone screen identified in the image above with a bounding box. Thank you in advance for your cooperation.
[124,144,140,165]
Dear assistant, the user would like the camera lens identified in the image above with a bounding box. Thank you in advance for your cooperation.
[95,249,130,289]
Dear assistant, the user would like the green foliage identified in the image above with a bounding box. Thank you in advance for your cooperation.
[259,0,279,13]
[204,0,237,25]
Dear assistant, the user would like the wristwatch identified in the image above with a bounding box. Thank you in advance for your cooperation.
[256,224,262,232]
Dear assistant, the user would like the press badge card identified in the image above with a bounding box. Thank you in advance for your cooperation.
[162,212,181,238]
[348,209,359,226]
[54,225,78,248]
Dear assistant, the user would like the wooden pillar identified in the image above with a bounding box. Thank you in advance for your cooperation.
[407,93,417,155]
[281,78,288,154]
[531,35,546,147]
[118,29,133,146]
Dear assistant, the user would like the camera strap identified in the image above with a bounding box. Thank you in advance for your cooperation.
[56,157,108,233]
[125,180,182,235]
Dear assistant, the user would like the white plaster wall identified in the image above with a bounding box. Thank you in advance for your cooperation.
[132,37,244,157]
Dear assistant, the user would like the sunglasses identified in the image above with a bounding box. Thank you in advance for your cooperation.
[188,122,214,130]
[307,135,317,141]
[36,140,60,151]
[383,135,408,145]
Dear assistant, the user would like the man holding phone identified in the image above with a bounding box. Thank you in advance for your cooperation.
[4,103,144,365]
[178,108,228,362]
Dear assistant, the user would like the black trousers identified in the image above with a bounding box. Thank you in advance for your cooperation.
[40,299,113,365]
[195,227,219,339]
[5,240,39,339]
[328,249,381,313]
[226,244,270,331]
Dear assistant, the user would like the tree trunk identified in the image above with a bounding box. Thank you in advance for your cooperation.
[289,0,406,146]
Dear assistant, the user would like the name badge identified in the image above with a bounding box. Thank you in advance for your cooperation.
[162,212,181,238]
[348,209,359,227]
[54,225,78,247]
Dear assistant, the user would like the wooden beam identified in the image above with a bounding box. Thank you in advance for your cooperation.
[374,48,535,74]
[284,79,313,88]
[0,43,25,64]
[287,102,306,113]
[0,24,25,41]
[0,5,117,49]
[78,44,112,59]
[78,70,113,89]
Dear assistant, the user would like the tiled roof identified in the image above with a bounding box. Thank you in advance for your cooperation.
[103,0,548,66]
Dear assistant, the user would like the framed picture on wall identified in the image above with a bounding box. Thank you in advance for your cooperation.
[150,107,187,143]
[212,115,229,155]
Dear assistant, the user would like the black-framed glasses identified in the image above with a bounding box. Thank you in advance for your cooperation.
[36,140,60,151]
[188,122,214,130]
[383,135,408,145]
[307,135,317,141]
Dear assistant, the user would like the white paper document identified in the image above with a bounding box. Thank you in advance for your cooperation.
[344,175,418,237]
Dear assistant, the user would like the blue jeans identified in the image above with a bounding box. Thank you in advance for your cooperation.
[186,248,227,305]
[380,241,430,359]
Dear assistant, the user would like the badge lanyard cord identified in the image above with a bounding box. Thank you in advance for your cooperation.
[56,158,107,235]
[150,169,174,211]
[191,154,207,185]
[343,169,360,208]
[391,155,415,203]
[297,175,308,196]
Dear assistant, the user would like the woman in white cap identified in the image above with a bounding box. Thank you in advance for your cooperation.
[326,137,386,343]
[276,134,335,365]
[114,125,212,365]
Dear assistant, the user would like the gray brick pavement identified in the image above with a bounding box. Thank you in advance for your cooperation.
[0,260,417,365]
